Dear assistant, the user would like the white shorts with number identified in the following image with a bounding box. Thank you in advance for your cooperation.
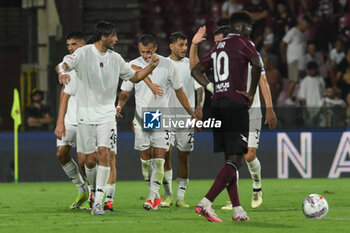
[134,128,171,151]
[248,118,262,148]
[169,130,194,152]
[56,123,77,147]
[77,121,117,154]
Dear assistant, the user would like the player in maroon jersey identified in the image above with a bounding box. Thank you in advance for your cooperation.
[191,11,262,222]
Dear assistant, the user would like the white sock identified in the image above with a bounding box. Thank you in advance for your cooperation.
[177,178,189,201]
[163,170,173,197]
[85,165,97,194]
[62,159,87,193]
[94,165,110,206]
[246,158,262,189]
[105,183,115,203]
[148,158,164,201]
[140,159,151,187]
[200,197,212,207]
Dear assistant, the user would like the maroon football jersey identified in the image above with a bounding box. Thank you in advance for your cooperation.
[200,34,259,106]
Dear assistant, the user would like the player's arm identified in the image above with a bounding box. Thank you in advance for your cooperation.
[55,62,71,85]
[129,54,159,83]
[54,92,70,140]
[116,91,131,118]
[131,64,163,98]
[259,73,277,129]
[190,26,206,70]
[191,63,213,94]
[195,87,205,120]
[280,41,287,63]
[175,88,195,118]
[248,56,263,100]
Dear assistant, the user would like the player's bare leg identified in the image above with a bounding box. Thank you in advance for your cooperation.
[104,151,116,211]
[162,145,173,207]
[56,146,88,209]
[144,147,165,210]
[176,150,190,208]
[244,147,262,208]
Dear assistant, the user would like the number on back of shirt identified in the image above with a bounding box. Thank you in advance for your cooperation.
[211,51,229,82]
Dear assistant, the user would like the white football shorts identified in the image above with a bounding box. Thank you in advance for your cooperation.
[169,130,194,152]
[77,121,116,154]
[56,123,77,147]
[134,128,171,151]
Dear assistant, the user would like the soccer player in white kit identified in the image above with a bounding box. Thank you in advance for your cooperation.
[161,32,205,208]
[117,34,195,211]
[190,25,277,210]
[54,31,88,209]
[55,21,160,215]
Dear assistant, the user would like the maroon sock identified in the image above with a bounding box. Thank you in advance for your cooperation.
[205,164,236,202]
[226,174,240,207]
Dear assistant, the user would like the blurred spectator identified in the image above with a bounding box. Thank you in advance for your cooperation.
[336,49,350,100]
[281,15,311,105]
[314,0,344,51]
[245,0,269,45]
[298,41,325,78]
[330,39,346,84]
[271,1,296,54]
[297,62,325,127]
[260,25,274,56]
[25,89,53,131]
[263,55,283,106]
[319,86,346,127]
[221,0,243,19]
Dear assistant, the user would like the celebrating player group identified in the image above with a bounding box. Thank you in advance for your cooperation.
[54,11,277,221]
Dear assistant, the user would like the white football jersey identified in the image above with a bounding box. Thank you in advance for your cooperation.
[63,44,135,124]
[121,55,182,129]
[62,68,78,125]
[246,57,264,119]
[167,57,201,110]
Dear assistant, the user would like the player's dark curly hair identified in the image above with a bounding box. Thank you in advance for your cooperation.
[137,34,157,46]
[65,31,85,42]
[90,21,116,43]
[230,11,254,27]
[214,25,232,37]
[169,32,187,43]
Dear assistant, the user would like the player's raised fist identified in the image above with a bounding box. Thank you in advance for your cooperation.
[149,53,159,67]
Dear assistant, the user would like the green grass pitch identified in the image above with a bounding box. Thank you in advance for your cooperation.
[0,178,349,233]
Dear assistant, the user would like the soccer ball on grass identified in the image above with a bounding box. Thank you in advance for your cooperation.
[302,194,328,219]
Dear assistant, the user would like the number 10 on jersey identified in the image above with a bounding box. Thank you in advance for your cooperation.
[211,51,229,82]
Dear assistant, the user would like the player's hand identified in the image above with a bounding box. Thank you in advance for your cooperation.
[58,73,71,85]
[194,106,203,120]
[116,106,123,118]
[150,83,164,99]
[55,122,66,140]
[265,108,277,129]
[192,26,207,45]
[236,90,254,107]
[131,123,135,134]
[149,53,159,67]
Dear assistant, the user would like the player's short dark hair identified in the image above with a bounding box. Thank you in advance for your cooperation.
[137,34,157,46]
[169,32,187,43]
[65,31,85,42]
[230,11,254,27]
[214,25,232,37]
[91,21,116,43]
[307,61,318,70]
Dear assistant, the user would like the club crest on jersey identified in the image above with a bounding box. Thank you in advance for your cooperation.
[143,109,161,129]
[100,62,104,68]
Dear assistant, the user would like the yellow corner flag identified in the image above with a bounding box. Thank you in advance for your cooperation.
[11,88,21,184]
[11,88,22,127]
